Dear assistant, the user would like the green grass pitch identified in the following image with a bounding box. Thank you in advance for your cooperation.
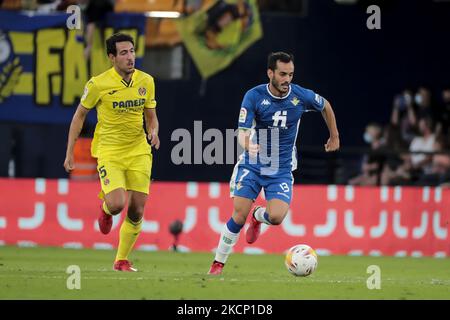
[0,246,449,300]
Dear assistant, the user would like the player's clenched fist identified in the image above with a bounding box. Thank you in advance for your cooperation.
[63,155,74,173]
[324,136,340,152]
[147,129,160,150]
[248,142,260,157]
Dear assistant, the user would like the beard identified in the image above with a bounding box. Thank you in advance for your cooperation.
[271,78,289,95]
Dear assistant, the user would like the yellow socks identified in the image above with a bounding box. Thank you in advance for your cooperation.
[102,202,112,215]
[115,216,142,261]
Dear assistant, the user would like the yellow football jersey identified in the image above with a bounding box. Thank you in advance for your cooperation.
[80,67,157,159]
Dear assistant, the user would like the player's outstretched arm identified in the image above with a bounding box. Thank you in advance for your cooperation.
[144,108,160,150]
[321,99,340,152]
[64,104,90,173]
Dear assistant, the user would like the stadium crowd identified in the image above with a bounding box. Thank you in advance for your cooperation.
[349,87,450,187]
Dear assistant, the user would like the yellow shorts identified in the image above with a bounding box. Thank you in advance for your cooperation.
[97,153,152,197]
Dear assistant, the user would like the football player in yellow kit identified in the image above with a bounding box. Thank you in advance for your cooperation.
[64,33,160,272]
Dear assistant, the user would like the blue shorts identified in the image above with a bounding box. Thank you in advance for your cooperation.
[229,165,294,204]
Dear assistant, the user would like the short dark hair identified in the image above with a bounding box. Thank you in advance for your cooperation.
[106,33,134,56]
[420,116,434,130]
[267,52,294,70]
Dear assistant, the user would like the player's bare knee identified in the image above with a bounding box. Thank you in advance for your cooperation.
[269,216,284,225]
[127,206,144,223]
[106,200,125,215]
[265,205,289,225]
[269,210,289,225]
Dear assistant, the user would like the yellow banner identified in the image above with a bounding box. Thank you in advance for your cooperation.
[176,0,263,79]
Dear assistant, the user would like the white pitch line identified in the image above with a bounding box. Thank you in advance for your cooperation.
[0,274,449,285]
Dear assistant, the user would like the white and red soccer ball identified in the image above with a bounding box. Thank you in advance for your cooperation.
[285,244,318,277]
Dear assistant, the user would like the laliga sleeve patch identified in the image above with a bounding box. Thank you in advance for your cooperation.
[81,86,89,101]
[239,107,247,123]
[314,93,324,105]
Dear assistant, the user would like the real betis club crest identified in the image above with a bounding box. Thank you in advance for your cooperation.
[290,97,299,106]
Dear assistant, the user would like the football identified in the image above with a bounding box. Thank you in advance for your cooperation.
[285,244,318,277]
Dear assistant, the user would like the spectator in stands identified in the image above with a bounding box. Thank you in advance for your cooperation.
[435,88,450,137]
[416,136,450,186]
[390,89,417,145]
[415,87,443,136]
[409,116,436,175]
[383,122,408,152]
[382,106,439,186]
[414,87,435,122]
[77,0,114,60]
[46,0,110,59]
[380,151,414,185]
[378,123,408,183]
[348,122,385,186]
